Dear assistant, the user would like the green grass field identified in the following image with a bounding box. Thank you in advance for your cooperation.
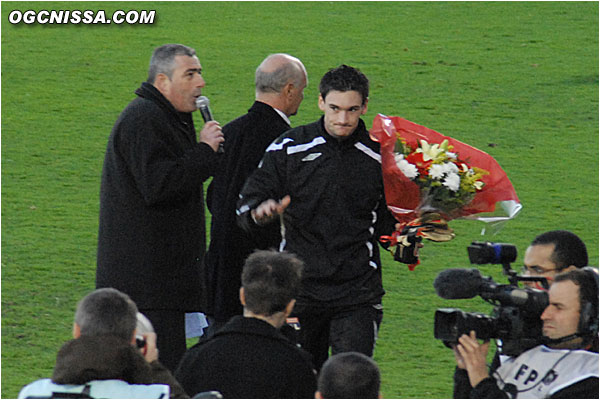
[2,1,598,398]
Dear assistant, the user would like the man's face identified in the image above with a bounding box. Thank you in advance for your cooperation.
[318,90,367,139]
[541,280,581,340]
[161,55,205,113]
[522,243,569,289]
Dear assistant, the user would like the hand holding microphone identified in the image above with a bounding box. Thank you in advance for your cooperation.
[196,96,224,153]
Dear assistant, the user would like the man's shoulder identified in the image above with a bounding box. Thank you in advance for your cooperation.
[224,102,287,130]
[111,97,165,137]
[182,317,308,361]
[120,96,163,120]
[268,119,321,146]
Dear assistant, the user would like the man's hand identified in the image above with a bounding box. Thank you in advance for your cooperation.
[140,332,159,363]
[456,330,490,388]
[199,120,224,152]
[451,344,466,370]
[251,195,291,225]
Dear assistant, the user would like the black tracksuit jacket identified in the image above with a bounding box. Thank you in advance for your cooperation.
[237,117,396,307]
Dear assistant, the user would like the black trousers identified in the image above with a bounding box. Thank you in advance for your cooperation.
[290,303,383,371]
[139,309,186,372]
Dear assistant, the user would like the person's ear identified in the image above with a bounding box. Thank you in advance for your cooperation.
[284,299,296,317]
[153,73,171,95]
[563,265,577,273]
[283,82,295,99]
[72,323,81,339]
[361,97,369,115]
[239,287,246,306]
[318,94,326,112]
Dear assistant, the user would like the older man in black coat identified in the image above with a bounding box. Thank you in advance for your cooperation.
[203,53,307,334]
[96,44,224,372]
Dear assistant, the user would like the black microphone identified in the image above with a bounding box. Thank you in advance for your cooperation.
[434,268,549,314]
[433,268,486,299]
[195,96,223,153]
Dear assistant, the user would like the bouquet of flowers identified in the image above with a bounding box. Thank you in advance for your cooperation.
[370,114,522,270]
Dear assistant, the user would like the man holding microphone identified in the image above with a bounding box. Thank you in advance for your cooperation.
[96,43,223,371]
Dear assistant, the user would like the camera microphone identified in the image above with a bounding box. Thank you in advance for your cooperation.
[195,96,223,153]
[433,268,486,299]
[434,268,548,313]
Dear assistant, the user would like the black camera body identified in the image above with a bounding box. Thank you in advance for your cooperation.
[467,241,517,266]
[434,241,549,356]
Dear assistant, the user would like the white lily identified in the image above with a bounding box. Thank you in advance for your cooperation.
[416,139,449,161]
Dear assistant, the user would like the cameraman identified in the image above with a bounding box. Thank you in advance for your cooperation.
[522,230,588,290]
[452,268,599,398]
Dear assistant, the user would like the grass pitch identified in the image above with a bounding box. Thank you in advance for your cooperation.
[2,1,598,398]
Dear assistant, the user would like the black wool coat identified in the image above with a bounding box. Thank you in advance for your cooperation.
[96,82,219,311]
[175,316,317,399]
[203,101,290,321]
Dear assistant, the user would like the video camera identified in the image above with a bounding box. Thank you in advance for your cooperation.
[433,241,549,356]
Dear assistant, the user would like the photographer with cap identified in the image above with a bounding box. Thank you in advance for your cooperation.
[452,268,599,398]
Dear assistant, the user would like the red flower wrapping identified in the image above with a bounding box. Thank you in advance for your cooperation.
[370,114,522,226]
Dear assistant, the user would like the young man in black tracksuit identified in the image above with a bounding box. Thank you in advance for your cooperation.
[237,65,397,370]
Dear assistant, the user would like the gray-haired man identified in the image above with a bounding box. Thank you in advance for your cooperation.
[19,288,188,398]
[96,43,224,371]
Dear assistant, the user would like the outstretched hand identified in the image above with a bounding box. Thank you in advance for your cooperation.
[251,195,291,225]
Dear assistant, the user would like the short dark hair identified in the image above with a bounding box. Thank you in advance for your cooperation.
[318,352,380,399]
[319,65,369,105]
[74,288,138,341]
[531,230,588,270]
[148,43,196,83]
[241,250,303,316]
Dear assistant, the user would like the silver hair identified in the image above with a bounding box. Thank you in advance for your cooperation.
[148,43,196,83]
[74,288,138,341]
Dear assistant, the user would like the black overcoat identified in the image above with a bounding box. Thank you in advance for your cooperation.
[175,316,317,398]
[96,82,219,310]
[204,101,290,321]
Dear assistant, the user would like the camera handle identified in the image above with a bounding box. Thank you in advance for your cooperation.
[501,262,520,286]
[501,263,550,289]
